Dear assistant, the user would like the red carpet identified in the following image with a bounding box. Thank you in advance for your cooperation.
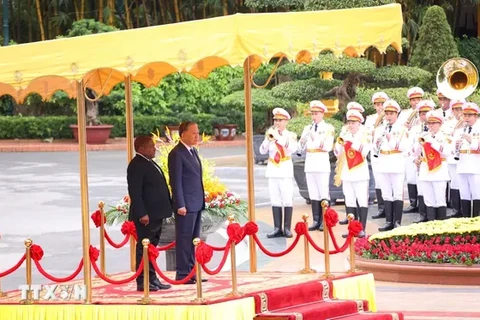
[253,277,404,320]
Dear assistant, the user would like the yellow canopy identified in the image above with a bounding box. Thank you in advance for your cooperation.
[0,3,402,103]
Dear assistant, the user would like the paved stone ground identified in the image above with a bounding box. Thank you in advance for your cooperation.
[0,146,479,318]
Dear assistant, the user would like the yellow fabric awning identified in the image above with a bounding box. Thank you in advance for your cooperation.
[0,3,402,102]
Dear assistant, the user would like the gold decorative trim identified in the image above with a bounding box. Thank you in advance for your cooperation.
[319,280,330,300]
[355,299,364,312]
[258,292,268,312]
[265,312,303,320]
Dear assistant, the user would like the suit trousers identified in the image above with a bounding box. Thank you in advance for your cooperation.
[135,220,163,285]
[306,172,330,201]
[405,159,417,185]
[268,178,294,207]
[342,180,369,207]
[377,173,405,201]
[448,164,459,190]
[422,181,447,207]
[458,174,480,201]
[175,210,202,280]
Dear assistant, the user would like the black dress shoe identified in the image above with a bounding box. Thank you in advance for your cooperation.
[137,284,159,292]
[151,278,172,290]
[183,278,208,285]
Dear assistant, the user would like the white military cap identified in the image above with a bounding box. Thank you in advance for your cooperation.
[346,110,364,123]
[309,100,327,113]
[462,102,480,115]
[416,100,436,112]
[407,87,424,99]
[426,109,444,124]
[383,99,401,113]
[272,107,291,120]
[346,102,365,113]
[371,92,389,103]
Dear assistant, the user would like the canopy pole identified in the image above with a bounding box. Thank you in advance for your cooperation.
[76,80,92,304]
[125,75,136,272]
[243,57,257,273]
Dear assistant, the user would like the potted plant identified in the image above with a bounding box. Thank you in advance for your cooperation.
[70,89,114,144]
[104,127,248,270]
[212,117,238,141]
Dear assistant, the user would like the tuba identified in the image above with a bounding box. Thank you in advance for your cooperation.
[436,58,478,100]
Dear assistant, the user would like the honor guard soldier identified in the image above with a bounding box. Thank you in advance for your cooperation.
[340,102,365,135]
[442,99,466,217]
[334,109,372,238]
[365,92,389,220]
[408,100,435,223]
[298,101,335,232]
[413,109,452,221]
[437,89,454,121]
[373,100,410,231]
[454,102,480,218]
[401,87,425,214]
[259,108,298,238]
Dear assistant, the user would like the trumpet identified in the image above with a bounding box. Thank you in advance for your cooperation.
[266,125,278,141]
[337,136,344,145]
[373,125,389,158]
[418,132,429,145]
[454,126,468,161]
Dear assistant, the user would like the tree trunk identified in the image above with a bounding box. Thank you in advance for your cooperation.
[124,0,132,28]
[159,0,166,24]
[141,0,149,26]
[35,0,45,41]
[173,0,180,22]
[108,0,115,25]
[99,0,104,22]
[152,0,158,24]
[81,0,85,19]
[222,0,228,15]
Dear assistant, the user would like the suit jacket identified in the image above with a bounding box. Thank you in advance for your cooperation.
[127,155,173,222]
[168,142,205,212]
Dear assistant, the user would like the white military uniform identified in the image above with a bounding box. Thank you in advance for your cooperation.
[299,120,334,201]
[455,103,480,218]
[340,102,365,135]
[413,110,452,215]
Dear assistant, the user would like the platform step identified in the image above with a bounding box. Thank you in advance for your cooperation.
[327,311,404,320]
[255,299,369,320]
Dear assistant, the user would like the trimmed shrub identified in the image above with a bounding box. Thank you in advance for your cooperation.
[220,89,296,112]
[368,65,432,88]
[456,36,480,74]
[270,78,342,102]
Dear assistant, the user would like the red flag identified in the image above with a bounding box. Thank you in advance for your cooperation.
[422,142,442,171]
[343,141,364,170]
[273,142,285,164]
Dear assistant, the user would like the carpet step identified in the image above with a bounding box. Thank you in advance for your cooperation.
[255,299,369,320]
[327,311,404,320]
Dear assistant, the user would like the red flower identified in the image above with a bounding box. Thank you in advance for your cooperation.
[195,242,213,265]
[227,223,244,243]
[244,221,259,235]
[324,208,339,228]
[30,244,44,261]
[348,221,363,237]
[89,246,99,262]
[90,210,106,228]
[294,222,307,235]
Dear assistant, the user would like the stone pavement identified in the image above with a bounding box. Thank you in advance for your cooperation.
[252,203,480,319]
[0,137,246,152]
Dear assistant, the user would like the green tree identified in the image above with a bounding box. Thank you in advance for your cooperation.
[304,0,394,10]
[409,5,459,88]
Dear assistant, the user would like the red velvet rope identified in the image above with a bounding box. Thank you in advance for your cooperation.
[104,232,130,249]
[253,233,301,257]
[157,241,176,251]
[305,232,351,254]
[0,254,26,277]
[34,259,84,283]
[151,259,197,285]
[91,259,144,284]
[328,227,352,253]
[201,242,232,276]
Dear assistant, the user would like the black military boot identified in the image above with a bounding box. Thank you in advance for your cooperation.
[339,204,349,225]
[446,183,452,208]
[393,200,404,228]
[403,184,418,213]
[461,200,472,218]
[267,206,283,238]
[437,206,447,220]
[473,200,480,218]
[448,189,462,218]
[357,207,368,238]
[283,206,293,238]
[414,196,427,223]
[342,206,358,238]
[378,201,394,231]
[426,206,436,221]
[372,189,385,219]
[308,200,323,231]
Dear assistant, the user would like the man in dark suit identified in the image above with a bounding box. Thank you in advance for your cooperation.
[168,121,207,284]
[127,135,172,292]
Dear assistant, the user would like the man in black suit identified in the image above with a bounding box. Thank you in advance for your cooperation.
[127,135,172,292]
[168,121,207,284]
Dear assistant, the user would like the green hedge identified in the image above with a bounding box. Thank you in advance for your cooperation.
[220,89,296,112]
[270,78,342,102]
[456,36,480,74]
[0,113,264,139]
[367,66,432,88]
[288,115,343,138]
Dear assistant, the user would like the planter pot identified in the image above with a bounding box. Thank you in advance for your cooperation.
[166,125,180,138]
[158,217,225,271]
[70,124,114,145]
[213,124,237,141]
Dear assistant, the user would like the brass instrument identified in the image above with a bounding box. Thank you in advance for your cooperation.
[336,136,344,145]
[405,109,418,127]
[266,125,278,141]
[454,115,465,131]
[373,125,389,158]
[418,132,429,145]
[374,111,385,129]
[333,133,347,187]
[437,58,479,100]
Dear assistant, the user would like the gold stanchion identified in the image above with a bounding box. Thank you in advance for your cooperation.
[299,214,316,274]
[347,214,358,274]
[129,238,136,272]
[0,278,6,297]
[192,238,206,303]
[98,201,106,276]
[19,239,33,305]
[226,216,243,297]
[137,239,152,305]
[320,201,334,279]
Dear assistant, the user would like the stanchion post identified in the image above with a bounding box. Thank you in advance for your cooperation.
[192,238,206,303]
[130,237,136,272]
[137,239,152,305]
[320,201,334,279]
[226,215,243,297]
[299,214,316,274]
[347,214,358,274]
[20,239,33,305]
[0,278,6,297]
[98,201,106,276]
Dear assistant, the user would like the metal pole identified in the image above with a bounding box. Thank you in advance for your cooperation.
[77,81,92,304]
[124,75,136,272]
[2,0,9,46]
[243,57,257,273]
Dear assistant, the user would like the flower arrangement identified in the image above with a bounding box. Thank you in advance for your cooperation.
[104,127,247,226]
[355,217,480,266]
